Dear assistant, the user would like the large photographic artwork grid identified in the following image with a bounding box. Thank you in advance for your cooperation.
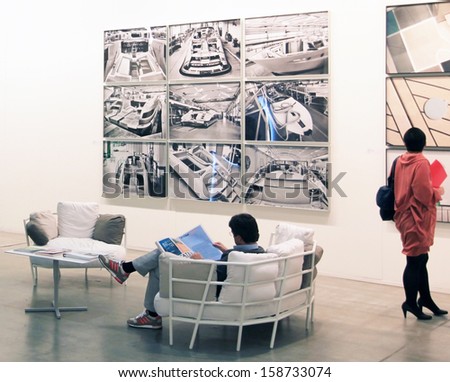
[103,11,329,211]
[386,2,450,222]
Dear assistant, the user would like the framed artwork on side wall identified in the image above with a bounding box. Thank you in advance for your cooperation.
[386,2,450,74]
[386,76,450,148]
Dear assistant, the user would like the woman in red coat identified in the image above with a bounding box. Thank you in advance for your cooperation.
[394,127,446,320]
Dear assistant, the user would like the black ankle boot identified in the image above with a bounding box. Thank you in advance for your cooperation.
[418,298,448,316]
[402,302,432,320]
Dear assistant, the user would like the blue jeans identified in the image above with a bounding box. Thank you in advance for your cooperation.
[131,248,161,313]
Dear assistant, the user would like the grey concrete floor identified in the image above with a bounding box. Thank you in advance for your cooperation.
[1,231,450,362]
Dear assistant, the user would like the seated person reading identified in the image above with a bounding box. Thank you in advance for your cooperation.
[99,213,264,329]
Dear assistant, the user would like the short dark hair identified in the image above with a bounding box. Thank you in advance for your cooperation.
[403,127,426,152]
[228,213,259,243]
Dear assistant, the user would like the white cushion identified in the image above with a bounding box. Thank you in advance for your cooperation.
[273,223,314,248]
[268,238,305,295]
[57,201,99,238]
[219,251,279,303]
[267,238,304,256]
[47,237,126,260]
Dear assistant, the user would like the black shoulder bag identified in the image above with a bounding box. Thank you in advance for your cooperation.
[376,157,399,221]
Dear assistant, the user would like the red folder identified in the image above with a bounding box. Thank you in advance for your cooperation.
[430,160,447,188]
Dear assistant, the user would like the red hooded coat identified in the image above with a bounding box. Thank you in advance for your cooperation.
[394,152,441,256]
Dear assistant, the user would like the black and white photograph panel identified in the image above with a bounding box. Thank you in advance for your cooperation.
[104,85,167,139]
[244,145,328,210]
[245,12,328,78]
[149,26,168,75]
[386,3,450,74]
[386,76,450,148]
[168,142,242,203]
[245,80,328,142]
[387,149,450,223]
[169,82,241,140]
[103,141,167,198]
[168,19,241,80]
[104,27,166,83]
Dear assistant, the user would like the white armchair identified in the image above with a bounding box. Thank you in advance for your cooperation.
[24,201,127,285]
[154,223,323,351]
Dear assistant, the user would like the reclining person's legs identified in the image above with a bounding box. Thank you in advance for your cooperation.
[126,248,163,329]
[99,248,163,329]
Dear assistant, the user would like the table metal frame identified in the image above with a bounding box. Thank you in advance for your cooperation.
[24,259,87,318]
[7,249,92,319]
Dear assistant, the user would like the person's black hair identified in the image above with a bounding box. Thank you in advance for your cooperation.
[228,213,259,243]
[403,127,426,152]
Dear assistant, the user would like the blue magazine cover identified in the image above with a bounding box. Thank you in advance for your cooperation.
[156,225,222,260]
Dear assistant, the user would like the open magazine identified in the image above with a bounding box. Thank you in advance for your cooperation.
[10,246,66,255]
[156,225,222,260]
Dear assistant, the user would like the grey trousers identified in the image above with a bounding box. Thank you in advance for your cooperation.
[131,248,161,313]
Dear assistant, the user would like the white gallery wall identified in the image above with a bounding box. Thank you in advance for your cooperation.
[1,0,449,292]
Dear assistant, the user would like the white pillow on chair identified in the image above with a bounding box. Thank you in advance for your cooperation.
[57,201,99,238]
[267,238,304,256]
[219,251,279,303]
[268,238,305,295]
[273,223,314,249]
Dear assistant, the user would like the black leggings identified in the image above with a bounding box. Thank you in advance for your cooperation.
[403,253,433,306]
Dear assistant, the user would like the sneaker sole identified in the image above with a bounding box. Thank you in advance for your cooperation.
[127,323,162,330]
[112,275,125,284]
